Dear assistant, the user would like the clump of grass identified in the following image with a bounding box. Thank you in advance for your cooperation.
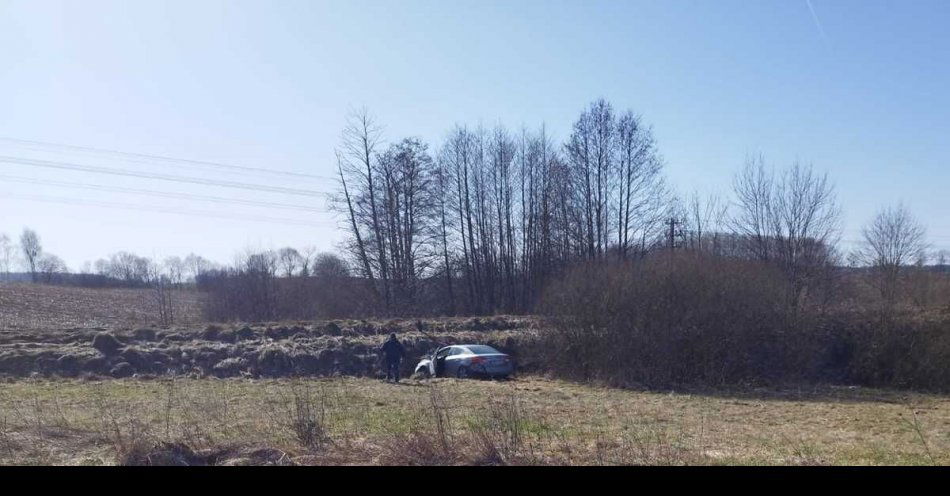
[288,383,329,450]
[901,408,936,466]
[260,380,332,451]
[93,388,155,465]
[467,394,539,465]
[380,386,458,465]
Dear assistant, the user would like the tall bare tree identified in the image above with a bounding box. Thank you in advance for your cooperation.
[19,228,42,283]
[0,233,13,282]
[335,108,390,309]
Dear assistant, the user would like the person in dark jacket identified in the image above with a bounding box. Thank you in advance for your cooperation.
[380,333,406,382]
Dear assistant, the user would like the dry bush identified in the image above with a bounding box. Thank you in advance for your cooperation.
[539,253,808,388]
[839,310,950,391]
[539,252,950,392]
[95,393,157,465]
[259,380,332,451]
[287,383,329,450]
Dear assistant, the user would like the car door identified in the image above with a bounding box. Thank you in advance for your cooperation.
[443,346,466,376]
[434,346,452,377]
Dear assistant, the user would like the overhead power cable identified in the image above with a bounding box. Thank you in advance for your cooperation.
[0,173,328,213]
[0,136,334,181]
[0,191,337,227]
[0,155,331,198]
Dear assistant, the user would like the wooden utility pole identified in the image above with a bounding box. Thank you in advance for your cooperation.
[667,217,681,253]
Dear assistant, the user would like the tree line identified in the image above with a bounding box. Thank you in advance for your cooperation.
[3,98,948,323]
[332,99,948,316]
[333,99,673,316]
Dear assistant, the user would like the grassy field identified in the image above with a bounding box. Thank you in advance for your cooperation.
[1,375,947,465]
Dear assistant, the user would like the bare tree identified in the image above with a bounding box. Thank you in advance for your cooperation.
[859,203,928,302]
[0,233,13,282]
[312,252,350,280]
[334,107,390,309]
[36,253,67,284]
[299,246,320,277]
[937,249,949,271]
[731,156,776,262]
[277,247,304,277]
[19,228,42,283]
[731,157,841,306]
[184,253,213,283]
[163,256,186,287]
[148,262,175,326]
[684,191,729,253]
[104,251,152,286]
[375,137,438,308]
[565,99,617,258]
[615,111,665,258]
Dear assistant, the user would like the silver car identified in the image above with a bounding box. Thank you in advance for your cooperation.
[414,344,514,379]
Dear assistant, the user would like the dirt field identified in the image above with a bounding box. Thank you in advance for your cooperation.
[0,376,947,466]
[0,283,205,330]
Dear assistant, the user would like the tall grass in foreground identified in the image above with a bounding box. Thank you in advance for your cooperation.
[1,377,946,465]
[0,379,720,466]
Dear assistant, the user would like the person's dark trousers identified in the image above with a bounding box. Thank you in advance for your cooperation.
[386,359,401,382]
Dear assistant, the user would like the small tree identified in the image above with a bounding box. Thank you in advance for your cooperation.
[859,203,928,303]
[163,256,186,287]
[312,252,350,280]
[184,253,214,283]
[148,263,175,326]
[277,247,304,278]
[19,228,42,283]
[37,253,68,284]
[0,233,13,282]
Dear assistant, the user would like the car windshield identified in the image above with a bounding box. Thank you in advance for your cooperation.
[464,345,500,355]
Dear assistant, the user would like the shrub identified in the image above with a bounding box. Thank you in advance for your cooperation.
[539,252,950,392]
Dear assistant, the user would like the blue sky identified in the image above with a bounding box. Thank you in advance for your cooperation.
[1,0,948,268]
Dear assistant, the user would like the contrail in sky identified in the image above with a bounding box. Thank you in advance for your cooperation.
[805,0,829,45]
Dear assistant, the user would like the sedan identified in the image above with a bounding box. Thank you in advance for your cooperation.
[414,344,514,379]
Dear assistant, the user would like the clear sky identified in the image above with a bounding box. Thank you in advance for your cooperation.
[1,0,948,269]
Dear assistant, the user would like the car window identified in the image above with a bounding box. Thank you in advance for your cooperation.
[448,347,465,356]
[465,345,500,355]
[436,347,452,358]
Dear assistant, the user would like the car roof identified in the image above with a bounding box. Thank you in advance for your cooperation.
[445,344,499,351]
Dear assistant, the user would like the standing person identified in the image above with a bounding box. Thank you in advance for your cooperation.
[380,333,406,382]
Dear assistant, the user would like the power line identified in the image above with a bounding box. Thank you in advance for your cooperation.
[0,173,329,213]
[0,136,334,181]
[0,191,337,227]
[0,155,332,198]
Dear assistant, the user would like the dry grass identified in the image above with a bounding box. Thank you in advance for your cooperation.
[0,283,205,330]
[0,375,947,465]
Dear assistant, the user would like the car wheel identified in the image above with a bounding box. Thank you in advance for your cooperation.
[456,366,470,379]
[417,369,430,379]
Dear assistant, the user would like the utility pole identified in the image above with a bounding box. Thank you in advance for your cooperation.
[667,217,681,253]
